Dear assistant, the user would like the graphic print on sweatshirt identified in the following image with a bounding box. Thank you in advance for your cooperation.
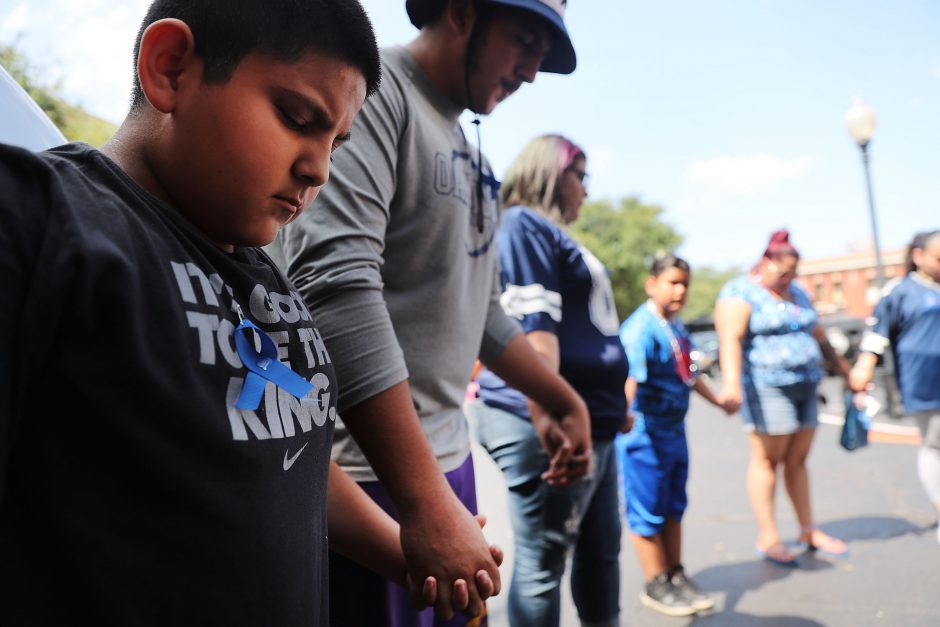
[170,260,337,455]
[432,145,500,258]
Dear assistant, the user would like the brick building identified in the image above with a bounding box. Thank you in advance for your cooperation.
[796,247,907,317]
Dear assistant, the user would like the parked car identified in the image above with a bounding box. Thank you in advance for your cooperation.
[0,63,66,150]
[690,328,719,377]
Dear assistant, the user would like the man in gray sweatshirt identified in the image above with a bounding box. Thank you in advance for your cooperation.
[268,1,588,624]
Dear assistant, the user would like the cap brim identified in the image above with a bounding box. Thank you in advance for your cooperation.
[492,0,577,74]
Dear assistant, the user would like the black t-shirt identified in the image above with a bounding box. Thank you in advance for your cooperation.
[0,143,337,625]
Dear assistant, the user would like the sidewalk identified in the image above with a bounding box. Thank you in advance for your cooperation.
[472,376,940,626]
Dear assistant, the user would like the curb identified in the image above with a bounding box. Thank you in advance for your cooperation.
[819,412,922,445]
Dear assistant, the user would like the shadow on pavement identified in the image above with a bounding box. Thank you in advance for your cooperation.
[689,555,834,618]
[691,612,826,626]
[819,514,932,542]
[670,514,934,626]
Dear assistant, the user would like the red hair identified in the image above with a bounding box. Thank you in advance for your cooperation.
[762,229,800,260]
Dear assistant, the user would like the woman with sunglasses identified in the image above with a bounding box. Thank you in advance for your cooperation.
[715,229,852,566]
[468,134,628,627]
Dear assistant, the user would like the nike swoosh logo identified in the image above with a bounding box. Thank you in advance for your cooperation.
[283,442,309,471]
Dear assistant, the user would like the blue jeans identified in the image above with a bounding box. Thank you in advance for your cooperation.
[469,402,621,627]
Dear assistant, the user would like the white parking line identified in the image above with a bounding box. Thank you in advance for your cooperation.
[819,412,921,437]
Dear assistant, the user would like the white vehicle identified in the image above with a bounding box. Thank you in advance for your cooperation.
[0,63,67,150]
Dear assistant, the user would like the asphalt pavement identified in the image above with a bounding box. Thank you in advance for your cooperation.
[471,375,940,627]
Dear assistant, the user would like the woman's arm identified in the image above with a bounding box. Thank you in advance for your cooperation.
[714,298,751,414]
[849,352,879,393]
[488,332,592,486]
[811,324,851,382]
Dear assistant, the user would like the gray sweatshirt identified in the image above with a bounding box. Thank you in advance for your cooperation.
[268,47,520,481]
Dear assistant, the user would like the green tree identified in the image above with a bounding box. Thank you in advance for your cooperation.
[568,196,683,320]
[1,43,117,146]
[683,265,741,323]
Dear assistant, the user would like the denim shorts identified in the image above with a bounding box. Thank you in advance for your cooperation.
[741,379,819,435]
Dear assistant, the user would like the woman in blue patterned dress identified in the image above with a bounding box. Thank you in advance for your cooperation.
[715,230,852,565]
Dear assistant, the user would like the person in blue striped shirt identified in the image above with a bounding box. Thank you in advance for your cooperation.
[851,229,940,543]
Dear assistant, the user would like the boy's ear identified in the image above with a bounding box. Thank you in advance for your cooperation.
[136,18,198,114]
[643,276,656,297]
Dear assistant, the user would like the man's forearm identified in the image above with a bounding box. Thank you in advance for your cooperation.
[338,379,500,617]
[339,380,456,513]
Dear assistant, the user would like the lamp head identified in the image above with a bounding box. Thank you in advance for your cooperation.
[845,95,877,147]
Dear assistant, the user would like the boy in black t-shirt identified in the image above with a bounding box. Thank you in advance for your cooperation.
[0,1,498,624]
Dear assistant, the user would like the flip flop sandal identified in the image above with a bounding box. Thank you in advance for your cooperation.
[755,542,799,567]
[799,532,849,557]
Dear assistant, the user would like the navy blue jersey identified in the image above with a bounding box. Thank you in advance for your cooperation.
[860,273,940,414]
[477,207,628,439]
[620,303,694,428]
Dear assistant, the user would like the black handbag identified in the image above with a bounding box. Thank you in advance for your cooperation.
[840,390,871,451]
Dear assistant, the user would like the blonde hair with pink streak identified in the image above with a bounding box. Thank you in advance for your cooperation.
[500,134,584,225]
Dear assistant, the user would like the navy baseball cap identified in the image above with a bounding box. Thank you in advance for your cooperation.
[405,0,577,74]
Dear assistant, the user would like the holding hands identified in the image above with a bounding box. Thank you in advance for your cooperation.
[717,383,742,415]
[531,405,593,486]
[406,514,505,620]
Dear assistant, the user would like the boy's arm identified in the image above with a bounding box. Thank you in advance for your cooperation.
[692,376,723,409]
[486,333,592,485]
[326,460,410,585]
[622,377,637,433]
[338,383,499,620]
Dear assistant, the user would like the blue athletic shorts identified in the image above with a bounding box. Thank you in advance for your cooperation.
[616,427,688,537]
[741,379,819,435]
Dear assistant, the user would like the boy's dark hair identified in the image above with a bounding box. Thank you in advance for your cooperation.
[906,229,940,273]
[650,254,690,278]
[129,0,381,113]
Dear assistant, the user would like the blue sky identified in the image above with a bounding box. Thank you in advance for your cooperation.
[2,0,937,269]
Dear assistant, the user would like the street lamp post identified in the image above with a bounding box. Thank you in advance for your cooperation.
[844,96,898,416]
[844,96,886,290]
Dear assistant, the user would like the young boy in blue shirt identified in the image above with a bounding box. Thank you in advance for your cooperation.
[618,255,728,617]
[0,1,499,623]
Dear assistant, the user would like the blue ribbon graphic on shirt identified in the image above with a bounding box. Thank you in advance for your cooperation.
[233,318,313,410]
